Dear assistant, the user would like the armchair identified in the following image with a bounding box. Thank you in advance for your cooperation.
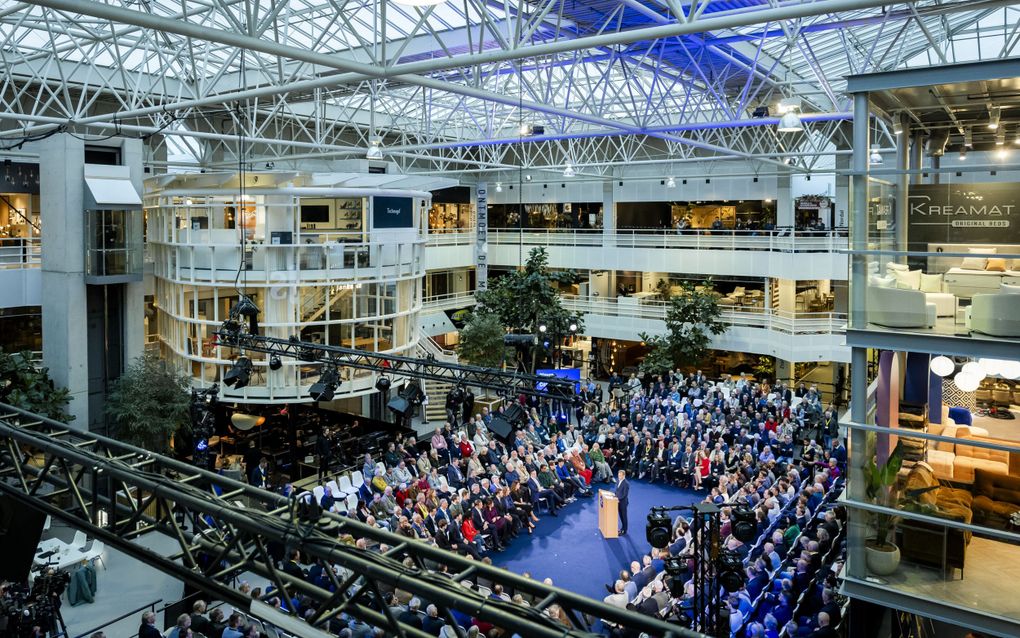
[867,286,936,329]
[967,293,1020,337]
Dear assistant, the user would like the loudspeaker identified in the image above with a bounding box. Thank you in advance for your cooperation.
[487,414,513,440]
[387,396,410,415]
[0,495,47,582]
[504,403,527,425]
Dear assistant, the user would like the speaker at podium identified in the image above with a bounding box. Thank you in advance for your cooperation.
[598,489,618,539]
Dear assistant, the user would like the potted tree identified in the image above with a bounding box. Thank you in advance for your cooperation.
[863,441,904,576]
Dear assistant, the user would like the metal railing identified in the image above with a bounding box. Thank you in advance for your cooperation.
[417,328,458,362]
[421,291,477,312]
[0,237,41,268]
[425,229,476,246]
[559,294,846,335]
[421,292,845,335]
[488,227,847,252]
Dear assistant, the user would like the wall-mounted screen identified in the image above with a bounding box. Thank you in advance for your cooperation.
[301,204,331,224]
[373,196,413,229]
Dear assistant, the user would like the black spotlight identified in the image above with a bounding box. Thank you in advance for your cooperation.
[231,295,261,336]
[223,356,253,389]
[752,105,770,118]
[646,509,672,549]
[291,335,318,362]
[388,382,424,415]
[718,549,746,592]
[375,376,391,392]
[309,367,340,402]
[730,505,757,543]
[269,355,283,371]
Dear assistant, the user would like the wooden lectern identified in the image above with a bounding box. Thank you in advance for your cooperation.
[598,489,619,539]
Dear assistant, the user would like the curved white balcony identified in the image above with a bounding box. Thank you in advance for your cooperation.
[485,229,848,280]
[0,238,41,309]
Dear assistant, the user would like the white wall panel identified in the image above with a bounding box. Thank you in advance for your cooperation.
[0,268,41,308]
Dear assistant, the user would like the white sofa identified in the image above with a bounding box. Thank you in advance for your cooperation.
[867,286,936,329]
[967,293,1020,337]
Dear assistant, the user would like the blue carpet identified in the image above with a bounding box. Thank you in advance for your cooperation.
[493,480,701,602]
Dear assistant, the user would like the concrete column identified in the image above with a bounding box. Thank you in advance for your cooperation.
[776,279,796,313]
[776,172,794,229]
[775,359,795,385]
[145,134,168,175]
[37,134,90,426]
[895,113,910,257]
[122,138,146,365]
[850,92,870,330]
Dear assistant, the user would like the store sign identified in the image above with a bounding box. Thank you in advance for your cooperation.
[476,182,488,292]
[907,183,1020,244]
[373,196,413,228]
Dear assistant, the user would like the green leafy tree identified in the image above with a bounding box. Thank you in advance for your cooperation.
[456,312,509,369]
[106,351,191,452]
[0,349,73,421]
[639,279,728,374]
[474,247,583,372]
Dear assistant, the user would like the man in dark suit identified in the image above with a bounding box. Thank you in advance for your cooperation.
[397,599,424,629]
[250,457,270,489]
[808,611,838,638]
[615,469,630,535]
[137,611,161,638]
[422,604,445,636]
[282,549,306,580]
[316,427,332,482]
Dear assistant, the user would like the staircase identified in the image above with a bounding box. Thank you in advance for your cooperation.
[300,286,353,324]
[417,330,458,424]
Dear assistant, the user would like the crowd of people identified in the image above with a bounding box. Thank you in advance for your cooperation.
[190,369,846,638]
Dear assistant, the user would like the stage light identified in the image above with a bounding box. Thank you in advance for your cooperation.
[520,123,533,136]
[562,163,575,177]
[223,356,253,389]
[730,505,757,543]
[375,376,392,392]
[717,549,746,592]
[538,323,547,333]
[959,147,967,161]
[996,128,1006,146]
[269,355,282,371]
[366,138,384,160]
[893,120,903,135]
[646,510,672,548]
[777,111,803,133]
[309,367,340,402]
[666,176,676,188]
[495,182,502,193]
[751,106,770,118]
[929,355,954,377]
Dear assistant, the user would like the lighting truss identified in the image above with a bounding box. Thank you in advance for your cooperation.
[0,403,702,638]
[214,328,575,400]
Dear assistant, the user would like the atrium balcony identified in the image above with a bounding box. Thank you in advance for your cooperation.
[0,237,40,309]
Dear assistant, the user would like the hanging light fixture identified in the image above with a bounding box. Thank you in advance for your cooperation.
[563,163,575,177]
[666,176,676,188]
[996,128,1005,146]
[964,128,973,148]
[954,371,981,393]
[929,355,954,377]
[366,137,384,160]
[869,148,883,165]
[777,111,803,133]
[892,120,903,136]
[989,105,1001,130]
[1000,360,1020,380]
[959,147,967,161]
[962,361,986,381]
[495,182,503,193]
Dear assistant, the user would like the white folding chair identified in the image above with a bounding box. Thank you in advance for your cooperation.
[345,493,359,512]
[438,475,451,493]
[351,470,365,490]
[338,474,356,497]
[312,486,325,504]
[326,480,341,497]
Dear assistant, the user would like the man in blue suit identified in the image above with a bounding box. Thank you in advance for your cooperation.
[615,469,630,535]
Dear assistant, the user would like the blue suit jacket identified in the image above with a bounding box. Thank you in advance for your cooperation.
[615,478,630,504]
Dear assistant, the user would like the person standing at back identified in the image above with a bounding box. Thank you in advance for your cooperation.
[615,469,630,535]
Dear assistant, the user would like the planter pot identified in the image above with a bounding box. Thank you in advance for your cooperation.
[865,542,901,576]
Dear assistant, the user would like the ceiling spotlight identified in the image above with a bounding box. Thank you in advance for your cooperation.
[520,123,533,136]
[989,106,1001,130]
[269,355,282,371]
[495,182,502,193]
[375,376,392,392]
[1013,127,1020,145]
[964,128,973,148]
[366,137,383,160]
[752,106,770,118]
[776,96,803,115]
[869,147,883,165]
[893,120,903,136]
[538,323,547,333]
[524,175,532,182]
[777,111,803,133]
[309,367,340,402]
[959,147,967,161]
[666,176,676,188]
[996,128,1005,146]
[223,356,253,389]
[563,163,575,177]
[764,198,773,203]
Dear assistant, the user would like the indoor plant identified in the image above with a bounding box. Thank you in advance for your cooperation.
[863,441,904,576]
